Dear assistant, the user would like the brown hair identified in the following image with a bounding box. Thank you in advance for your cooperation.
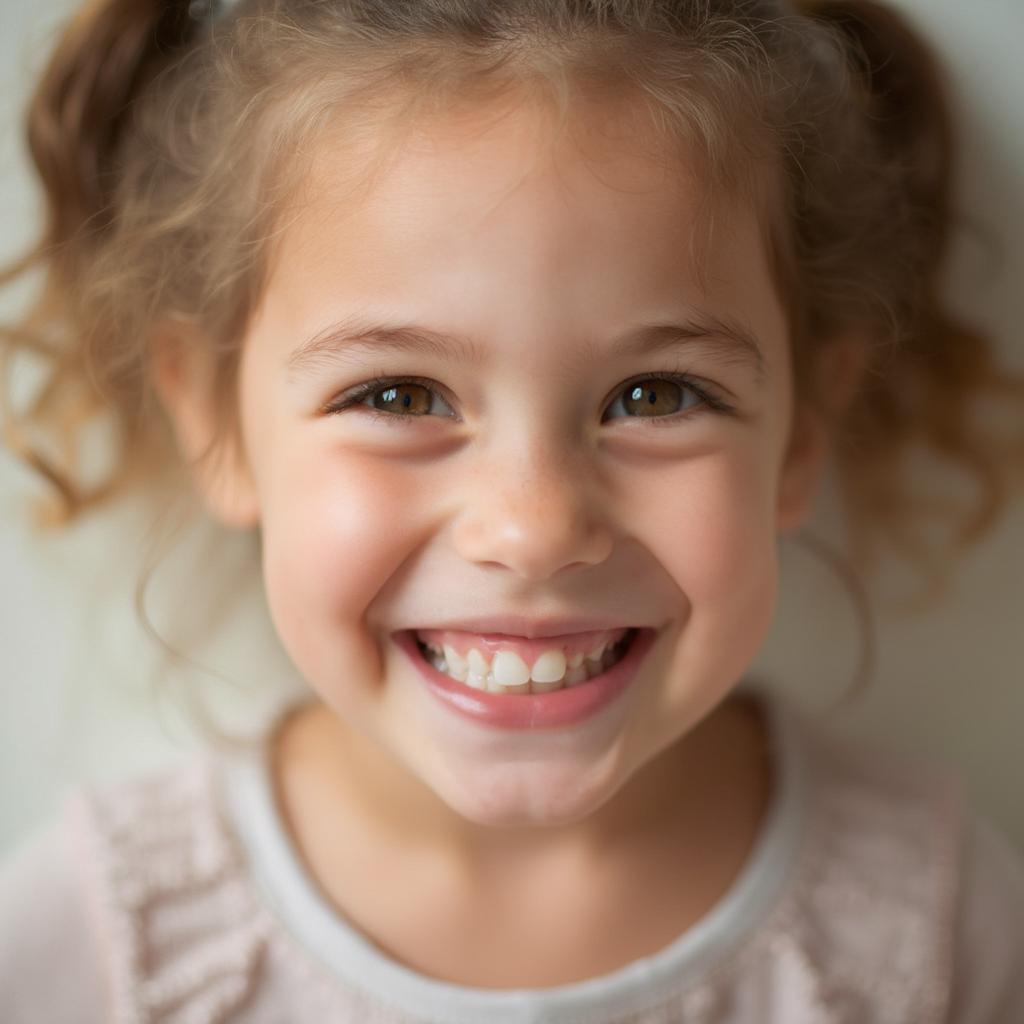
[2,0,1022,721]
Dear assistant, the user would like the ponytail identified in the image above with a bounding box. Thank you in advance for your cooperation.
[25,0,197,281]
[0,0,200,525]
[796,0,1024,600]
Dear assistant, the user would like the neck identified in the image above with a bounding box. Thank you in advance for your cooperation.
[270,690,771,882]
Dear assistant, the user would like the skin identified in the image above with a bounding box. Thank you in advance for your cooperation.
[155,90,864,986]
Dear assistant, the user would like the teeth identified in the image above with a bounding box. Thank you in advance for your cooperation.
[418,631,633,694]
[467,648,490,676]
[466,670,489,691]
[491,650,531,692]
[530,649,567,683]
[441,644,468,682]
[564,662,590,685]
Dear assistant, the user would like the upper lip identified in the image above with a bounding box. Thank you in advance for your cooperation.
[401,616,649,640]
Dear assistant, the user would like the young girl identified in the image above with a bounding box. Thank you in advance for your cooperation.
[1,0,1023,1020]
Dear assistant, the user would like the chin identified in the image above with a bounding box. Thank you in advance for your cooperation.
[432,759,623,832]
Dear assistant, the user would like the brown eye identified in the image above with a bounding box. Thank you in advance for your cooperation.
[325,371,726,427]
[623,379,684,417]
[603,376,705,423]
[322,376,456,423]
[368,382,432,415]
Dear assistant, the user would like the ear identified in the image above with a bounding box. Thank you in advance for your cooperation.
[776,333,870,534]
[151,325,261,529]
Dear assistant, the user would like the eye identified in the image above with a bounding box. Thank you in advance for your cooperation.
[321,376,456,425]
[601,373,730,425]
[321,372,732,425]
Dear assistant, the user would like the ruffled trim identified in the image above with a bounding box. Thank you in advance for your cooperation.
[74,755,270,1024]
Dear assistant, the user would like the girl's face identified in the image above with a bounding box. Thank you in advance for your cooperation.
[197,95,827,836]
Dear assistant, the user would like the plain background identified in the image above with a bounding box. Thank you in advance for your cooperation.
[1,0,1021,861]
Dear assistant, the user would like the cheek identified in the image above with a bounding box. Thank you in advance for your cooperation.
[258,450,425,692]
[639,448,780,691]
[643,448,778,609]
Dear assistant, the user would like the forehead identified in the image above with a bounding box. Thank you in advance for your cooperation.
[262,90,783,358]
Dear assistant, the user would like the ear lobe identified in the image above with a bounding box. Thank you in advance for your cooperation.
[152,328,260,530]
[819,333,871,420]
[776,401,830,534]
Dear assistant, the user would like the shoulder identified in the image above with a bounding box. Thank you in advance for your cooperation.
[738,710,1024,1024]
[0,799,110,1023]
[796,722,965,1019]
[2,755,271,1024]
[946,809,1024,1022]
[702,708,969,1023]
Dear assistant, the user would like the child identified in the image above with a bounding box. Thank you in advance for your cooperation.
[1,0,1023,1020]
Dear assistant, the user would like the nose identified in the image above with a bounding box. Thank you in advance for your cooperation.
[451,439,614,581]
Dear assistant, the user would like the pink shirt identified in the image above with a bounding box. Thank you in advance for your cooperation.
[2,687,1023,1022]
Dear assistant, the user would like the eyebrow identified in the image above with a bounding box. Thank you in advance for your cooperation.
[286,311,767,384]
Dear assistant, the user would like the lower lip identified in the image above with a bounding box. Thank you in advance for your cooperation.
[394,627,658,730]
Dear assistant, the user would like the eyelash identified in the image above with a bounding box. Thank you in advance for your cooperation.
[320,372,734,427]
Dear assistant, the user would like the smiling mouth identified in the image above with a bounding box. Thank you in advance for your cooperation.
[412,627,639,695]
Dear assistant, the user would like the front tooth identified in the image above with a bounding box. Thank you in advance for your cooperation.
[436,643,614,694]
[492,651,531,689]
[530,650,567,684]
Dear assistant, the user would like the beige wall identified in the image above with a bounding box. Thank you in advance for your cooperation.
[1,0,1021,857]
